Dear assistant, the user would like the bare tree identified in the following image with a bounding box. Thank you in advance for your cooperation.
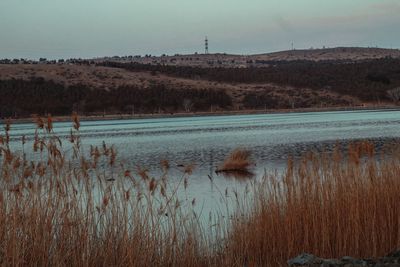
[183,98,193,112]
[387,87,400,104]
[72,100,86,115]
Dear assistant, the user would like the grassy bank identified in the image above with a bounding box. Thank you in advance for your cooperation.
[1,116,400,266]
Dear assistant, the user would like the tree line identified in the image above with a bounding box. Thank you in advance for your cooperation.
[0,78,231,118]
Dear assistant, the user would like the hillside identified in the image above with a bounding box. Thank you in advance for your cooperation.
[101,57,400,102]
[0,63,357,117]
[95,47,400,68]
[2,47,400,117]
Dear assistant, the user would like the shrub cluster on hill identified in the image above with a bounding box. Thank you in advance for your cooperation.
[100,58,400,102]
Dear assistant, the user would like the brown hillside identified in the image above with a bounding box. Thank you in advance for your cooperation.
[0,64,359,110]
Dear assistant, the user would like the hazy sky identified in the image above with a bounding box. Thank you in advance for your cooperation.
[1,0,399,59]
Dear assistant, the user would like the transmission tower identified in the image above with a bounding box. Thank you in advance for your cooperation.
[205,36,209,54]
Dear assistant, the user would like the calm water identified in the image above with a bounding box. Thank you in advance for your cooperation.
[4,109,400,216]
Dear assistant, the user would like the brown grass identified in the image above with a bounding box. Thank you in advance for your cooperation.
[1,116,400,266]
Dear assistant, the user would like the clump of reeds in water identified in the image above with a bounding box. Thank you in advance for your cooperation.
[216,148,253,176]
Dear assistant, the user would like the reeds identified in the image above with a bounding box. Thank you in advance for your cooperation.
[0,116,216,266]
[1,116,400,266]
[224,142,400,266]
[216,148,253,174]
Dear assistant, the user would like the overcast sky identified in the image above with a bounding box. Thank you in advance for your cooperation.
[1,0,399,59]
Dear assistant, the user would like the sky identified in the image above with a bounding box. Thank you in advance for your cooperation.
[0,0,399,59]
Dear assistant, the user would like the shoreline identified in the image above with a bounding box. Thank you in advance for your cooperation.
[1,104,399,124]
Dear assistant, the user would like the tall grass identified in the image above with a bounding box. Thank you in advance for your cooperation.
[224,143,400,266]
[1,116,400,266]
[0,116,219,266]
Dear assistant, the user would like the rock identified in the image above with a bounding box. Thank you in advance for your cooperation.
[363,258,377,265]
[387,249,400,258]
[373,263,400,267]
[288,253,320,266]
[341,256,366,265]
[380,256,394,263]
[341,256,356,261]
[321,258,342,266]
[288,250,400,266]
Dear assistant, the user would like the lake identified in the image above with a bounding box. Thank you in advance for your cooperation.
[4,109,400,217]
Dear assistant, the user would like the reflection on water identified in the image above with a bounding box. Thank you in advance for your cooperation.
[3,109,400,216]
[215,170,255,180]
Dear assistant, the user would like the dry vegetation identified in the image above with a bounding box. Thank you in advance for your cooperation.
[216,148,253,174]
[224,142,400,266]
[0,116,218,266]
[0,64,358,114]
[1,116,400,266]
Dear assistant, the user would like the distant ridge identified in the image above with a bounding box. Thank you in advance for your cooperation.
[95,47,400,68]
[254,47,400,62]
